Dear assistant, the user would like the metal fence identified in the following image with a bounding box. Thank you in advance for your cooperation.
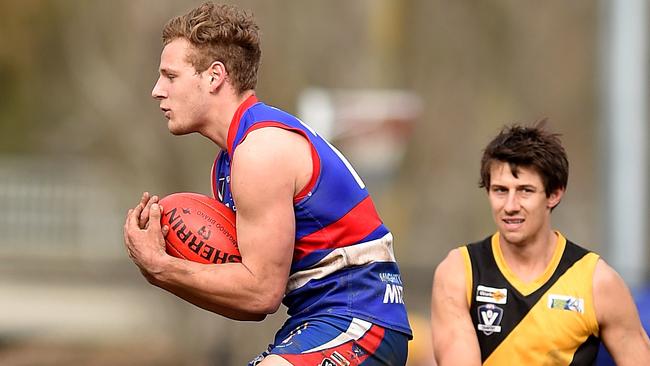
[0,156,123,260]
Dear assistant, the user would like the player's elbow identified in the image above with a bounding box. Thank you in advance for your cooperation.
[255,294,284,315]
[247,286,284,315]
[227,312,267,322]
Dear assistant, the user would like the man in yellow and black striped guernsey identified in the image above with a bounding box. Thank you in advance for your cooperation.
[430,122,650,366]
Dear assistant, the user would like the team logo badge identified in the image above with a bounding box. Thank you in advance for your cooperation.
[476,285,508,304]
[547,294,585,314]
[477,304,503,335]
[351,344,366,358]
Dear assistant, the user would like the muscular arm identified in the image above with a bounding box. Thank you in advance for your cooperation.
[594,259,650,365]
[431,249,482,366]
[124,128,311,321]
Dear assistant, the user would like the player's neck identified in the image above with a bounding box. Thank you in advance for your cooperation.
[200,89,256,150]
[498,228,558,283]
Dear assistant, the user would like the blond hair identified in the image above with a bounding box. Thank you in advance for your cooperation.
[162,2,261,93]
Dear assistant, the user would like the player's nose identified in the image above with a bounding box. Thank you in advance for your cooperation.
[504,191,521,212]
[151,77,166,99]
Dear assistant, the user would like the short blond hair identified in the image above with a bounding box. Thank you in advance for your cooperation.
[162,2,261,94]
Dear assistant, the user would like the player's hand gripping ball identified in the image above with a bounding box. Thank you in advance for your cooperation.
[159,192,241,264]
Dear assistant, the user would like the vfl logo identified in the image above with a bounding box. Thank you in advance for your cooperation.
[477,304,503,335]
[547,294,585,314]
[217,176,236,211]
[217,176,227,202]
[476,285,507,304]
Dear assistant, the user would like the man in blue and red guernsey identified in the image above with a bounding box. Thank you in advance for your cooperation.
[123,3,412,366]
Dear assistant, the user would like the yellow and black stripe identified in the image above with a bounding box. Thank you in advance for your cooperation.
[460,232,600,366]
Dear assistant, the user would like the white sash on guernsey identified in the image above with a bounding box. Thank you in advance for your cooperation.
[286,233,396,293]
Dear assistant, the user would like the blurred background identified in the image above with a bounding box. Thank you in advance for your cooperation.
[0,0,647,365]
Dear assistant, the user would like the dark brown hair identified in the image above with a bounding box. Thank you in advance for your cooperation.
[162,2,261,94]
[479,120,569,197]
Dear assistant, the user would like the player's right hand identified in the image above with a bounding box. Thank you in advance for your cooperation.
[123,199,170,281]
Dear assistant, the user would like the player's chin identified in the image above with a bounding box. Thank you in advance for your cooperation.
[500,231,527,246]
[167,121,191,136]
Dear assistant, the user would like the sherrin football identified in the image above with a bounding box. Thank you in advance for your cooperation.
[159,192,241,264]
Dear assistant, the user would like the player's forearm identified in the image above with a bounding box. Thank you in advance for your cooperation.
[161,281,267,321]
[431,319,482,366]
[148,256,284,316]
[433,342,482,366]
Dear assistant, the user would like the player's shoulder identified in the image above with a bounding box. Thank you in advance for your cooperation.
[246,101,297,124]
[236,126,309,158]
[593,258,628,293]
[231,125,312,189]
[592,258,633,314]
[432,246,472,307]
[434,247,467,281]
[591,258,641,329]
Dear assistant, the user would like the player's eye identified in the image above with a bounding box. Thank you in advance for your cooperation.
[162,72,176,80]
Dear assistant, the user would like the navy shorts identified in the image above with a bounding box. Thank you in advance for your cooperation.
[249,316,409,366]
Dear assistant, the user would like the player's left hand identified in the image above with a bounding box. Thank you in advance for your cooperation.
[123,198,170,278]
[137,192,159,229]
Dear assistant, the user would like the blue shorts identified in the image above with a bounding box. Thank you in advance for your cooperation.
[249,316,409,366]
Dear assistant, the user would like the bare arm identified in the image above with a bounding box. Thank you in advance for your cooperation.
[431,249,482,366]
[594,259,650,365]
[124,128,311,320]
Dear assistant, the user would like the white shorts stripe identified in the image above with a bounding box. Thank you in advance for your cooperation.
[302,318,372,353]
[286,233,395,293]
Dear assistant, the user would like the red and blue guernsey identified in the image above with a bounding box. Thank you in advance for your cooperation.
[211,95,412,338]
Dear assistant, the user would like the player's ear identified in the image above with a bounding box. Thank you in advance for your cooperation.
[547,188,564,209]
[207,61,227,91]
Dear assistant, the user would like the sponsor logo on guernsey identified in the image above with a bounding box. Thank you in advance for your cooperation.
[380,272,405,304]
[329,352,350,366]
[476,285,508,304]
[477,304,503,335]
[547,294,585,314]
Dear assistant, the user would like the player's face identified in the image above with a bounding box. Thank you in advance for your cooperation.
[151,38,210,135]
[487,162,563,247]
